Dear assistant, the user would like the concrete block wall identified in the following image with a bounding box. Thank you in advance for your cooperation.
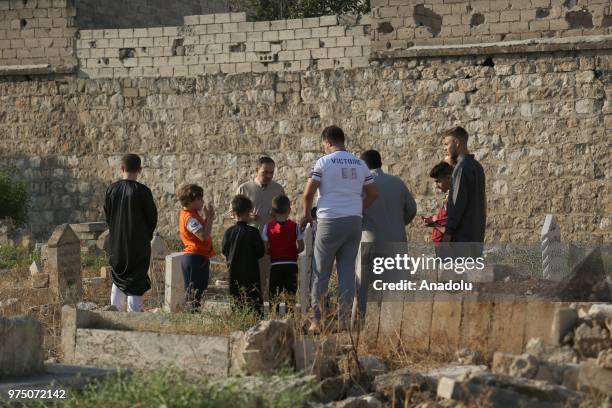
[76,12,372,78]
[0,0,76,68]
[371,0,612,51]
[76,0,229,29]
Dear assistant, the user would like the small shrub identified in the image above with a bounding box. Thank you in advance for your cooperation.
[0,166,29,226]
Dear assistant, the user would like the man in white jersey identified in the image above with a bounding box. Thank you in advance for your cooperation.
[300,125,379,332]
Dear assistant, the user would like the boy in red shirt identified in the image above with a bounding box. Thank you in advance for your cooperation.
[262,195,304,301]
[423,161,453,252]
[177,184,215,312]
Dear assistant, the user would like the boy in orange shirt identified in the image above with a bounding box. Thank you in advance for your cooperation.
[177,184,215,312]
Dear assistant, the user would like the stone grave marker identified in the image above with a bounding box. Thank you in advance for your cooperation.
[149,234,169,299]
[298,223,314,309]
[541,214,564,281]
[47,224,82,304]
[0,316,44,378]
[164,252,185,312]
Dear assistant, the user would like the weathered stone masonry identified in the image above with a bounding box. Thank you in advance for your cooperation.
[0,0,609,244]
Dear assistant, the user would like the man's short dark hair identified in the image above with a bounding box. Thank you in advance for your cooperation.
[443,126,469,143]
[272,194,291,214]
[231,194,253,215]
[429,161,454,179]
[257,156,275,167]
[360,150,382,170]
[177,184,204,207]
[321,125,345,145]
[121,154,141,173]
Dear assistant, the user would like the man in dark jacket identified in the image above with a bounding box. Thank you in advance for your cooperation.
[104,154,157,312]
[442,127,486,257]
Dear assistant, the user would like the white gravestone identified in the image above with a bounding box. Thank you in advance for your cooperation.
[541,214,564,281]
[149,234,170,299]
[164,252,185,312]
[298,223,314,309]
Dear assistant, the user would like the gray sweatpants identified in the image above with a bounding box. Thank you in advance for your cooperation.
[311,216,361,325]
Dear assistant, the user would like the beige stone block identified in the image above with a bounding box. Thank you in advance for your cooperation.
[294,49,311,60]
[303,17,320,28]
[328,26,346,36]
[133,28,148,37]
[500,10,520,22]
[229,52,245,62]
[154,36,169,47]
[173,66,188,77]
[247,31,262,42]
[223,22,238,33]
[317,58,334,70]
[238,22,254,32]
[214,13,231,24]
[312,27,327,37]
[124,38,139,47]
[294,28,311,39]
[200,15,215,25]
[320,15,337,26]
[345,46,362,57]
[163,27,178,37]
[311,48,327,59]
[80,30,92,39]
[336,36,353,46]
[231,32,247,42]
[270,20,286,30]
[251,62,267,72]
[303,38,320,48]
[199,54,214,64]
[287,19,302,29]
[278,50,294,61]
[235,62,251,72]
[266,61,283,71]
[207,24,222,34]
[139,37,153,47]
[184,15,199,25]
[220,63,235,73]
[118,28,133,38]
[529,20,549,31]
[254,21,270,31]
[285,39,302,50]
[263,31,278,41]
[351,56,369,67]
[278,29,294,40]
[214,53,229,63]
[230,12,247,23]
[204,63,220,74]
[254,41,270,52]
[216,33,231,43]
[114,67,129,77]
[188,65,204,76]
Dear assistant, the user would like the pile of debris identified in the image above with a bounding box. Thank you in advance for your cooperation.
[230,305,611,407]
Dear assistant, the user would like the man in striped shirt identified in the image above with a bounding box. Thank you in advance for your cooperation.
[300,126,379,332]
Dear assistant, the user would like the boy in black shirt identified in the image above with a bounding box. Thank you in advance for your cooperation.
[222,195,265,314]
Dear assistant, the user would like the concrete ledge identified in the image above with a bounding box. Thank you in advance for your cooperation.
[373,35,612,60]
[0,64,76,76]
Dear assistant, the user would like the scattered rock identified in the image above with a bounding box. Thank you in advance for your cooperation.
[577,361,612,395]
[77,301,98,311]
[573,323,612,358]
[551,307,578,345]
[454,348,483,365]
[422,365,488,389]
[372,368,428,402]
[230,319,294,375]
[31,272,49,288]
[29,260,42,275]
[100,266,112,279]
[596,348,612,369]
[332,394,383,408]
[525,337,579,363]
[588,304,612,320]
[0,298,18,311]
[492,352,538,379]
[98,305,118,312]
[294,335,339,379]
[340,354,386,379]
[314,375,346,403]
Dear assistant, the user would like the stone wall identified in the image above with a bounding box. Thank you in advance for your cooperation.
[371,0,612,51]
[0,48,609,243]
[76,0,229,29]
[0,0,76,69]
[76,13,371,78]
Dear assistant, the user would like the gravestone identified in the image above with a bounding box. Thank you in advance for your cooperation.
[0,316,44,378]
[149,234,169,299]
[164,252,185,312]
[298,223,314,308]
[47,224,82,304]
[541,215,564,281]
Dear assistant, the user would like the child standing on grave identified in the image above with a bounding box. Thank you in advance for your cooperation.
[261,195,304,302]
[222,195,265,314]
[104,153,157,313]
[422,161,454,251]
[177,184,215,312]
